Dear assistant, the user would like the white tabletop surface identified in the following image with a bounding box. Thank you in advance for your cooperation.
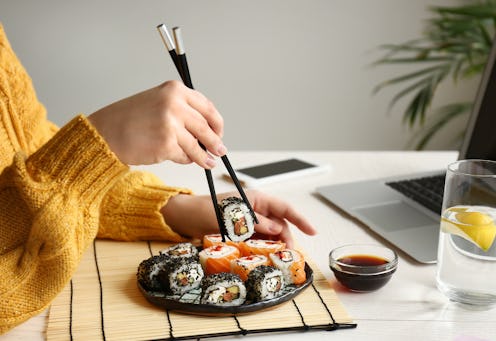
[3,151,495,341]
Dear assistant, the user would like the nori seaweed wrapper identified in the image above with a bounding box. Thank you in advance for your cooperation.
[200,272,246,306]
[219,196,255,242]
[201,272,243,290]
[159,242,199,260]
[136,254,169,291]
[219,196,243,207]
[158,256,203,295]
[245,265,285,301]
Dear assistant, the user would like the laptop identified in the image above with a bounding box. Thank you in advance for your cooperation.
[316,36,496,264]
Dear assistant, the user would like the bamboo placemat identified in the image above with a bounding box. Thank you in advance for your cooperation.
[47,240,356,341]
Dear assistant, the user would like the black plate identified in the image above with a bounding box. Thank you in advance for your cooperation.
[138,263,313,316]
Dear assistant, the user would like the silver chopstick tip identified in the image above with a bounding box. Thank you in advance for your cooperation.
[157,23,175,51]
[172,26,185,55]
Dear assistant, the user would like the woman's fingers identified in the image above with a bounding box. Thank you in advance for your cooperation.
[168,150,193,165]
[183,113,226,157]
[278,206,317,236]
[87,80,226,166]
[277,223,295,249]
[177,130,217,169]
[253,193,317,237]
[186,88,224,137]
[252,214,281,236]
[252,214,297,248]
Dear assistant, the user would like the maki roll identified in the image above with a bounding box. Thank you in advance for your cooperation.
[159,256,204,295]
[202,233,239,249]
[230,255,270,282]
[238,239,286,257]
[219,197,255,242]
[136,254,169,291]
[199,244,240,275]
[246,265,285,301]
[269,249,306,285]
[200,272,247,306]
[202,233,224,248]
[160,242,199,260]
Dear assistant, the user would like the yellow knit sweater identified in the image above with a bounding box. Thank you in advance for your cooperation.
[0,24,190,333]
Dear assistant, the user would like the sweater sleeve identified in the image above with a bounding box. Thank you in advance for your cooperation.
[0,23,198,333]
[0,23,193,245]
[97,171,192,242]
[0,115,128,333]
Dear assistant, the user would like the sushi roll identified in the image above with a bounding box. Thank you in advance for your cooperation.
[200,272,246,306]
[245,265,285,301]
[202,233,239,249]
[202,233,224,248]
[159,256,204,295]
[238,239,286,258]
[199,244,240,275]
[269,249,306,285]
[136,254,169,291]
[219,197,255,242]
[160,242,199,260]
[230,255,270,282]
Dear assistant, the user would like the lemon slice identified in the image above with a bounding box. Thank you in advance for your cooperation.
[440,208,496,252]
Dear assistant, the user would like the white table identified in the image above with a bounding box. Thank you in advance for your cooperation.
[3,151,495,341]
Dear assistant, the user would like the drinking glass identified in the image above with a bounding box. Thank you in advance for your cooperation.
[436,159,496,306]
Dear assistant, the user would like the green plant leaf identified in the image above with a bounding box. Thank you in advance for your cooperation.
[373,0,495,148]
[409,102,473,149]
[432,4,496,19]
[387,78,433,112]
[373,64,449,94]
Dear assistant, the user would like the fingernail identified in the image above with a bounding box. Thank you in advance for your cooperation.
[217,144,227,156]
[206,156,216,168]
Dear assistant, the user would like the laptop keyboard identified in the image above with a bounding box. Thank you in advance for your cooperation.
[386,174,446,215]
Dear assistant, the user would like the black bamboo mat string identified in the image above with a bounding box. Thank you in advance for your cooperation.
[93,240,107,341]
[69,280,73,341]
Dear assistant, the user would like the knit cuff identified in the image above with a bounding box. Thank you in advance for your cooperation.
[98,171,192,242]
[26,115,128,201]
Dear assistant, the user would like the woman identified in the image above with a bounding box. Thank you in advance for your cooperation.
[0,24,316,333]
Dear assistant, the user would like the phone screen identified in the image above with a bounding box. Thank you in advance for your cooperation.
[236,159,317,179]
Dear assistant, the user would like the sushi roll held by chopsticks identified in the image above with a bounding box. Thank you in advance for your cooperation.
[219,197,255,242]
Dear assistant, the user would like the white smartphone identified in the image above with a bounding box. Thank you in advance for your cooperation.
[224,158,330,187]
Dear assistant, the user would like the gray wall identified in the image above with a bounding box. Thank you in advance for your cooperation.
[1,0,475,151]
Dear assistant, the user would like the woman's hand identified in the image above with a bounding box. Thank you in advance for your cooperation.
[87,80,226,168]
[161,190,317,248]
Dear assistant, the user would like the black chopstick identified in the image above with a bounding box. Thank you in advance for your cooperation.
[171,27,193,88]
[219,155,258,223]
[157,24,227,239]
[169,26,259,225]
[157,24,181,78]
[157,24,259,234]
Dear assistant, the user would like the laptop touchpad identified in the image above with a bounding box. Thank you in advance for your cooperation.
[354,201,437,232]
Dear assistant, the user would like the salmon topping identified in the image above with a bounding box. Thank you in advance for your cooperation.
[234,217,248,235]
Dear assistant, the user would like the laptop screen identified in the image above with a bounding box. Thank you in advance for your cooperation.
[459,36,496,160]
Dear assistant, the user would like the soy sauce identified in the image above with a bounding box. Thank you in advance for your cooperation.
[332,254,394,292]
[339,254,388,266]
